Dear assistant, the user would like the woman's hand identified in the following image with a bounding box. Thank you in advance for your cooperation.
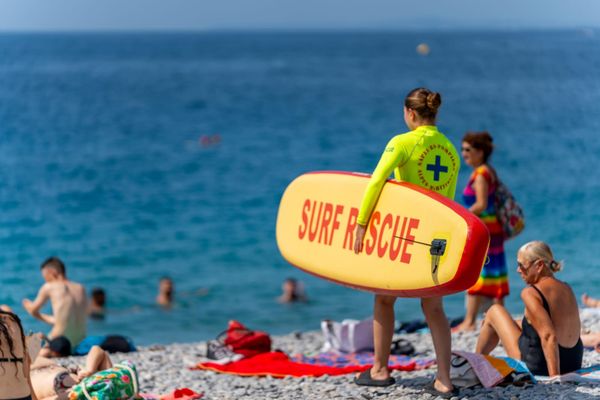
[354,224,367,254]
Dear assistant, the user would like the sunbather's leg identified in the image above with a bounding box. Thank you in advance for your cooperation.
[476,304,521,358]
[79,346,112,378]
[581,332,600,352]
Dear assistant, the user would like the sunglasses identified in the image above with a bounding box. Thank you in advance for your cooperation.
[517,259,539,272]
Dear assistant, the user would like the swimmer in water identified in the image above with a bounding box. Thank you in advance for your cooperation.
[277,278,307,303]
[156,276,174,307]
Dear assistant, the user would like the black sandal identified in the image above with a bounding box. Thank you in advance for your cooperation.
[354,369,396,387]
[422,381,459,399]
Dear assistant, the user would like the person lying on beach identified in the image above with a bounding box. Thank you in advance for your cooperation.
[277,278,308,303]
[582,332,600,352]
[22,257,87,358]
[30,345,115,400]
[157,276,174,307]
[581,293,600,308]
[475,241,582,376]
[88,287,106,320]
[0,305,38,400]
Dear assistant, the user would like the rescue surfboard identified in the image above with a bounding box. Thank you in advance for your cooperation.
[276,171,490,297]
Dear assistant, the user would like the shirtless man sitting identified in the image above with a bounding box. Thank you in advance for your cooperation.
[22,257,87,357]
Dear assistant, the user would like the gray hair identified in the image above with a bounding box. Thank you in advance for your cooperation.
[518,241,563,272]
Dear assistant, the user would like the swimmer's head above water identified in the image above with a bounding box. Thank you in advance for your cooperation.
[157,276,174,306]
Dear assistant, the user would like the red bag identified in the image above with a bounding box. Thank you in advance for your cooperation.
[219,320,271,357]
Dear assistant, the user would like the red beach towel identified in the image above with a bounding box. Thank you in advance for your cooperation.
[191,351,418,378]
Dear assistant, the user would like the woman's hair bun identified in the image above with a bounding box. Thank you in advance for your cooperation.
[405,87,441,120]
[426,92,441,112]
[548,260,563,272]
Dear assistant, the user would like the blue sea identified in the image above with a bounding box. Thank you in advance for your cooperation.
[1,31,599,345]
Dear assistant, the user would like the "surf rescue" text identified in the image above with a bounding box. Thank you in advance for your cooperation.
[297,199,420,263]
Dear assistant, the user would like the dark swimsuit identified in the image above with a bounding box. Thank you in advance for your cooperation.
[518,285,583,376]
[0,357,23,362]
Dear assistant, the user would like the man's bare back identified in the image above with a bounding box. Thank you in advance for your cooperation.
[44,280,87,345]
[23,257,87,349]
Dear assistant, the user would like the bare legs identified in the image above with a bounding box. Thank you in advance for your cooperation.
[421,297,453,393]
[581,332,600,352]
[79,346,113,379]
[369,294,396,380]
[366,295,453,394]
[475,304,521,358]
[454,294,505,332]
[455,294,482,331]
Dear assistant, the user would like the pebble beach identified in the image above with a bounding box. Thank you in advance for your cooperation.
[59,309,600,399]
[3,29,600,400]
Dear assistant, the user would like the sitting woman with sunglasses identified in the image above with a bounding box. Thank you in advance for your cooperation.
[475,241,583,376]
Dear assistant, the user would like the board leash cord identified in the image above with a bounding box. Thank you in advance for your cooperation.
[393,236,447,274]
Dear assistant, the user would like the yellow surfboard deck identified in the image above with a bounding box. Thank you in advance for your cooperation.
[276,171,490,297]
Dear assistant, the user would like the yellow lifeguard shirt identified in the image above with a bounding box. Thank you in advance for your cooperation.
[358,125,460,225]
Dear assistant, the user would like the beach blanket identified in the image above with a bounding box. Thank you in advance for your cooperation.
[450,351,535,388]
[499,357,537,383]
[452,351,515,388]
[290,351,435,370]
[192,351,419,378]
[73,335,137,355]
[535,364,600,384]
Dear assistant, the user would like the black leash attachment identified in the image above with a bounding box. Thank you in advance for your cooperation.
[429,239,447,274]
[393,236,447,274]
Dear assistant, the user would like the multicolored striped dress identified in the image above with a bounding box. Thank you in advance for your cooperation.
[462,165,509,299]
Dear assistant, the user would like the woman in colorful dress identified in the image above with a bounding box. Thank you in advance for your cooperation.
[455,131,508,332]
